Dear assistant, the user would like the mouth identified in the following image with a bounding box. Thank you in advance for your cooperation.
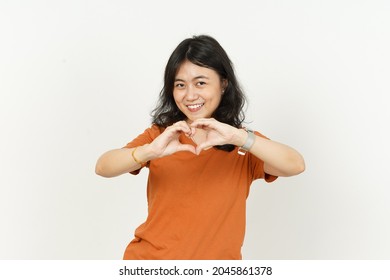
[186,103,204,112]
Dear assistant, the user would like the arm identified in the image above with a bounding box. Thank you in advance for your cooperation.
[241,130,305,177]
[190,118,305,177]
[95,145,153,178]
[95,122,196,178]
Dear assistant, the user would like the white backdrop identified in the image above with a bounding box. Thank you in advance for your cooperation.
[1,0,389,259]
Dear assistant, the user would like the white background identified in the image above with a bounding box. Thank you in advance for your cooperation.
[1,0,389,259]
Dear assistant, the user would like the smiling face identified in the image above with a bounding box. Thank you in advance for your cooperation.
[173,60,226,123]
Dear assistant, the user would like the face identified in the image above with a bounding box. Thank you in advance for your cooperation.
[173,60,226,123]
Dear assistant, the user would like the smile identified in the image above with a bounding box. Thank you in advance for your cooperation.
[186,103,204,112]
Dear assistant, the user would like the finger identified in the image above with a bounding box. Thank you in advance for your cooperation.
[190,118,218,130]
[171,121,193,135]
[176,144,196,154]
[173,122,196,138]
[183,127,196,138]
[166,122,191,136]
[188,127,196,137]
[195,141,214,155]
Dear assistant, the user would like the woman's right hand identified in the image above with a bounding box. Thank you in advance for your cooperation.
[95,121,196,178]
[148,121,196,158]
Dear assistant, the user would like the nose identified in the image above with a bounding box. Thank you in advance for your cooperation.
[185,85,198,101]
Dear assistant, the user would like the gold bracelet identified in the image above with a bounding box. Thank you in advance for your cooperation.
[132,147,144,165]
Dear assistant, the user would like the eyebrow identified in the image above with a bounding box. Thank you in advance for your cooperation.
[174,75,210,82]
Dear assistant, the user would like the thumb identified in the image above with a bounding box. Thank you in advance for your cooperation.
[195,142,213,155]
[176,144,196,154]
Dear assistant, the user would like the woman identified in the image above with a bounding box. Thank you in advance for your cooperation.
[95,35,305,259]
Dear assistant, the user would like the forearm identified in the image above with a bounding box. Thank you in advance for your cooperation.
[248,135,305,177]
[95,144,155,178]
[232,128,305,177]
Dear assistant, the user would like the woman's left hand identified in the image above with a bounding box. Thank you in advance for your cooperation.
[190,118,247,155]
[191,118,305,177]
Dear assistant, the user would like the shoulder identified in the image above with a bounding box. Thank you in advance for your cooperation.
[241,125,270,140]
[149,124,165,137]
[254,130,270,140]
[124,124,164,148]
[136,123,165,141]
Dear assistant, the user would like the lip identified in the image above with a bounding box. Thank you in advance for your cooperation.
[186,103,204,112]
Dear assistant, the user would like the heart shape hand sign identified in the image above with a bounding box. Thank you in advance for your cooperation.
[149,118,247,157]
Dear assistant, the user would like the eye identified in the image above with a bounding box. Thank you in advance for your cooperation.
[175,83,185,88]
[196,81,206,86]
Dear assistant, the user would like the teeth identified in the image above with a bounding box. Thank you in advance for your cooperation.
[187,104,203,109]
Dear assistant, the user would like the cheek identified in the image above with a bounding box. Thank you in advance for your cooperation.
[172,92,185,109]
[172,91,180,103]
[210,91,223,104]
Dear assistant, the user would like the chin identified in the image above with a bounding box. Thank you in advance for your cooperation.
[186,115,206,123]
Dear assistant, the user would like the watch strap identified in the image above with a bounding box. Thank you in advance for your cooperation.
[238,128,255,155]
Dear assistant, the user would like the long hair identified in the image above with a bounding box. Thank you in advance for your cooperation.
[151,35,247,151]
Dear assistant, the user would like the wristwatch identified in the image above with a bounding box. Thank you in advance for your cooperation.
[238,128,255,155]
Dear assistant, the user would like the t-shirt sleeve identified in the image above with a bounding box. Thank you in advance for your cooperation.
[249,131,278,183]
[123,124,162,175]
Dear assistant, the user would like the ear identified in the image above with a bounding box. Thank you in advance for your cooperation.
[221,79,228,93]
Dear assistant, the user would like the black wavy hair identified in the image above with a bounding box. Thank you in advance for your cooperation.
[151,35,247,152]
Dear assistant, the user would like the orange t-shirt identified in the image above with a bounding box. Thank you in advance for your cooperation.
[123,124,277,260]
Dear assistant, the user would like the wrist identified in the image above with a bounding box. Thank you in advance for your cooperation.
[235,128,250,147]
[132,144,155,164]
[237,128,256,155]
